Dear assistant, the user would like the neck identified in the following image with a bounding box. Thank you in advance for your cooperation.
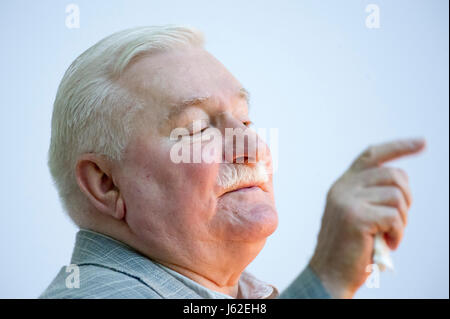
[87,217,267,298]
[151,238,266,298]
[158,261,241,298]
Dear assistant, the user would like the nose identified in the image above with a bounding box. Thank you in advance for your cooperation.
[219,113,271,165]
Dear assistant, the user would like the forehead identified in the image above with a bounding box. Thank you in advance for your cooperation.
[119,47,245,110]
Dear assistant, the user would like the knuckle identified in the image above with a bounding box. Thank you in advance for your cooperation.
[377,166,392,179]
[395,168,409,181]
[385,167,397,179]
[391,168,409,186]
[362,145,375,160]
[390,187,404,202]
[390,188,407,215]
[384,167,407,186]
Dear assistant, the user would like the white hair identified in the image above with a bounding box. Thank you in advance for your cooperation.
[48,25,204,225]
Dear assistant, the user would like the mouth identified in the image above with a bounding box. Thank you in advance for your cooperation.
[227,186,260,193]
[220,183,267,196]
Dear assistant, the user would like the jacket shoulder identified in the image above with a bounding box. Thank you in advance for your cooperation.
[39,264,162,299]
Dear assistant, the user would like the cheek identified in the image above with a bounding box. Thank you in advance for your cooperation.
[168,162,220,224]
[161,139,221,208]
[120,140,221,237]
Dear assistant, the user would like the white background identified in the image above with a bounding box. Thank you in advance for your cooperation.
[0,0,448,298]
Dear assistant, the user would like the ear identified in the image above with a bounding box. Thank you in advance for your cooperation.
[75,154,126,220]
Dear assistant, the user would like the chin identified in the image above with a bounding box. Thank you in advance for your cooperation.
[213,185,279,242]
[247,204,279,240]
[216,202,279,243]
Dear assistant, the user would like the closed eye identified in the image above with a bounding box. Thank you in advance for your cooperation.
[185,119,209,136]
[190,126,209,136]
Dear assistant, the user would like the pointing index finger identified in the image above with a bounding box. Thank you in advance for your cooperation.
[351,138,426,171]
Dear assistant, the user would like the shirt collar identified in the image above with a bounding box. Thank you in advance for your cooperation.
[158,263,279,299]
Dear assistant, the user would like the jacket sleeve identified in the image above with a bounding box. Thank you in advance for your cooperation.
[278,265,331,299]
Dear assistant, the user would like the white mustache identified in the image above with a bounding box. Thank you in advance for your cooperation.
[217,162,269,192]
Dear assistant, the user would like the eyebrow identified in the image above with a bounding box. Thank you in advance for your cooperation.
[167,87,250,120]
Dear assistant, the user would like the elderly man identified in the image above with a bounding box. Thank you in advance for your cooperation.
[40,25,425,299]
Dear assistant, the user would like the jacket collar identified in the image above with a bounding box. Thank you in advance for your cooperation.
[70,229,202,299]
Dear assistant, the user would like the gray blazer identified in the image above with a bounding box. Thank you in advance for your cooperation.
[39,230,330,299]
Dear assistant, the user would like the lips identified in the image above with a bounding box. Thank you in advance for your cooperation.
[228,185,259,193]
[221,183,265,196]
